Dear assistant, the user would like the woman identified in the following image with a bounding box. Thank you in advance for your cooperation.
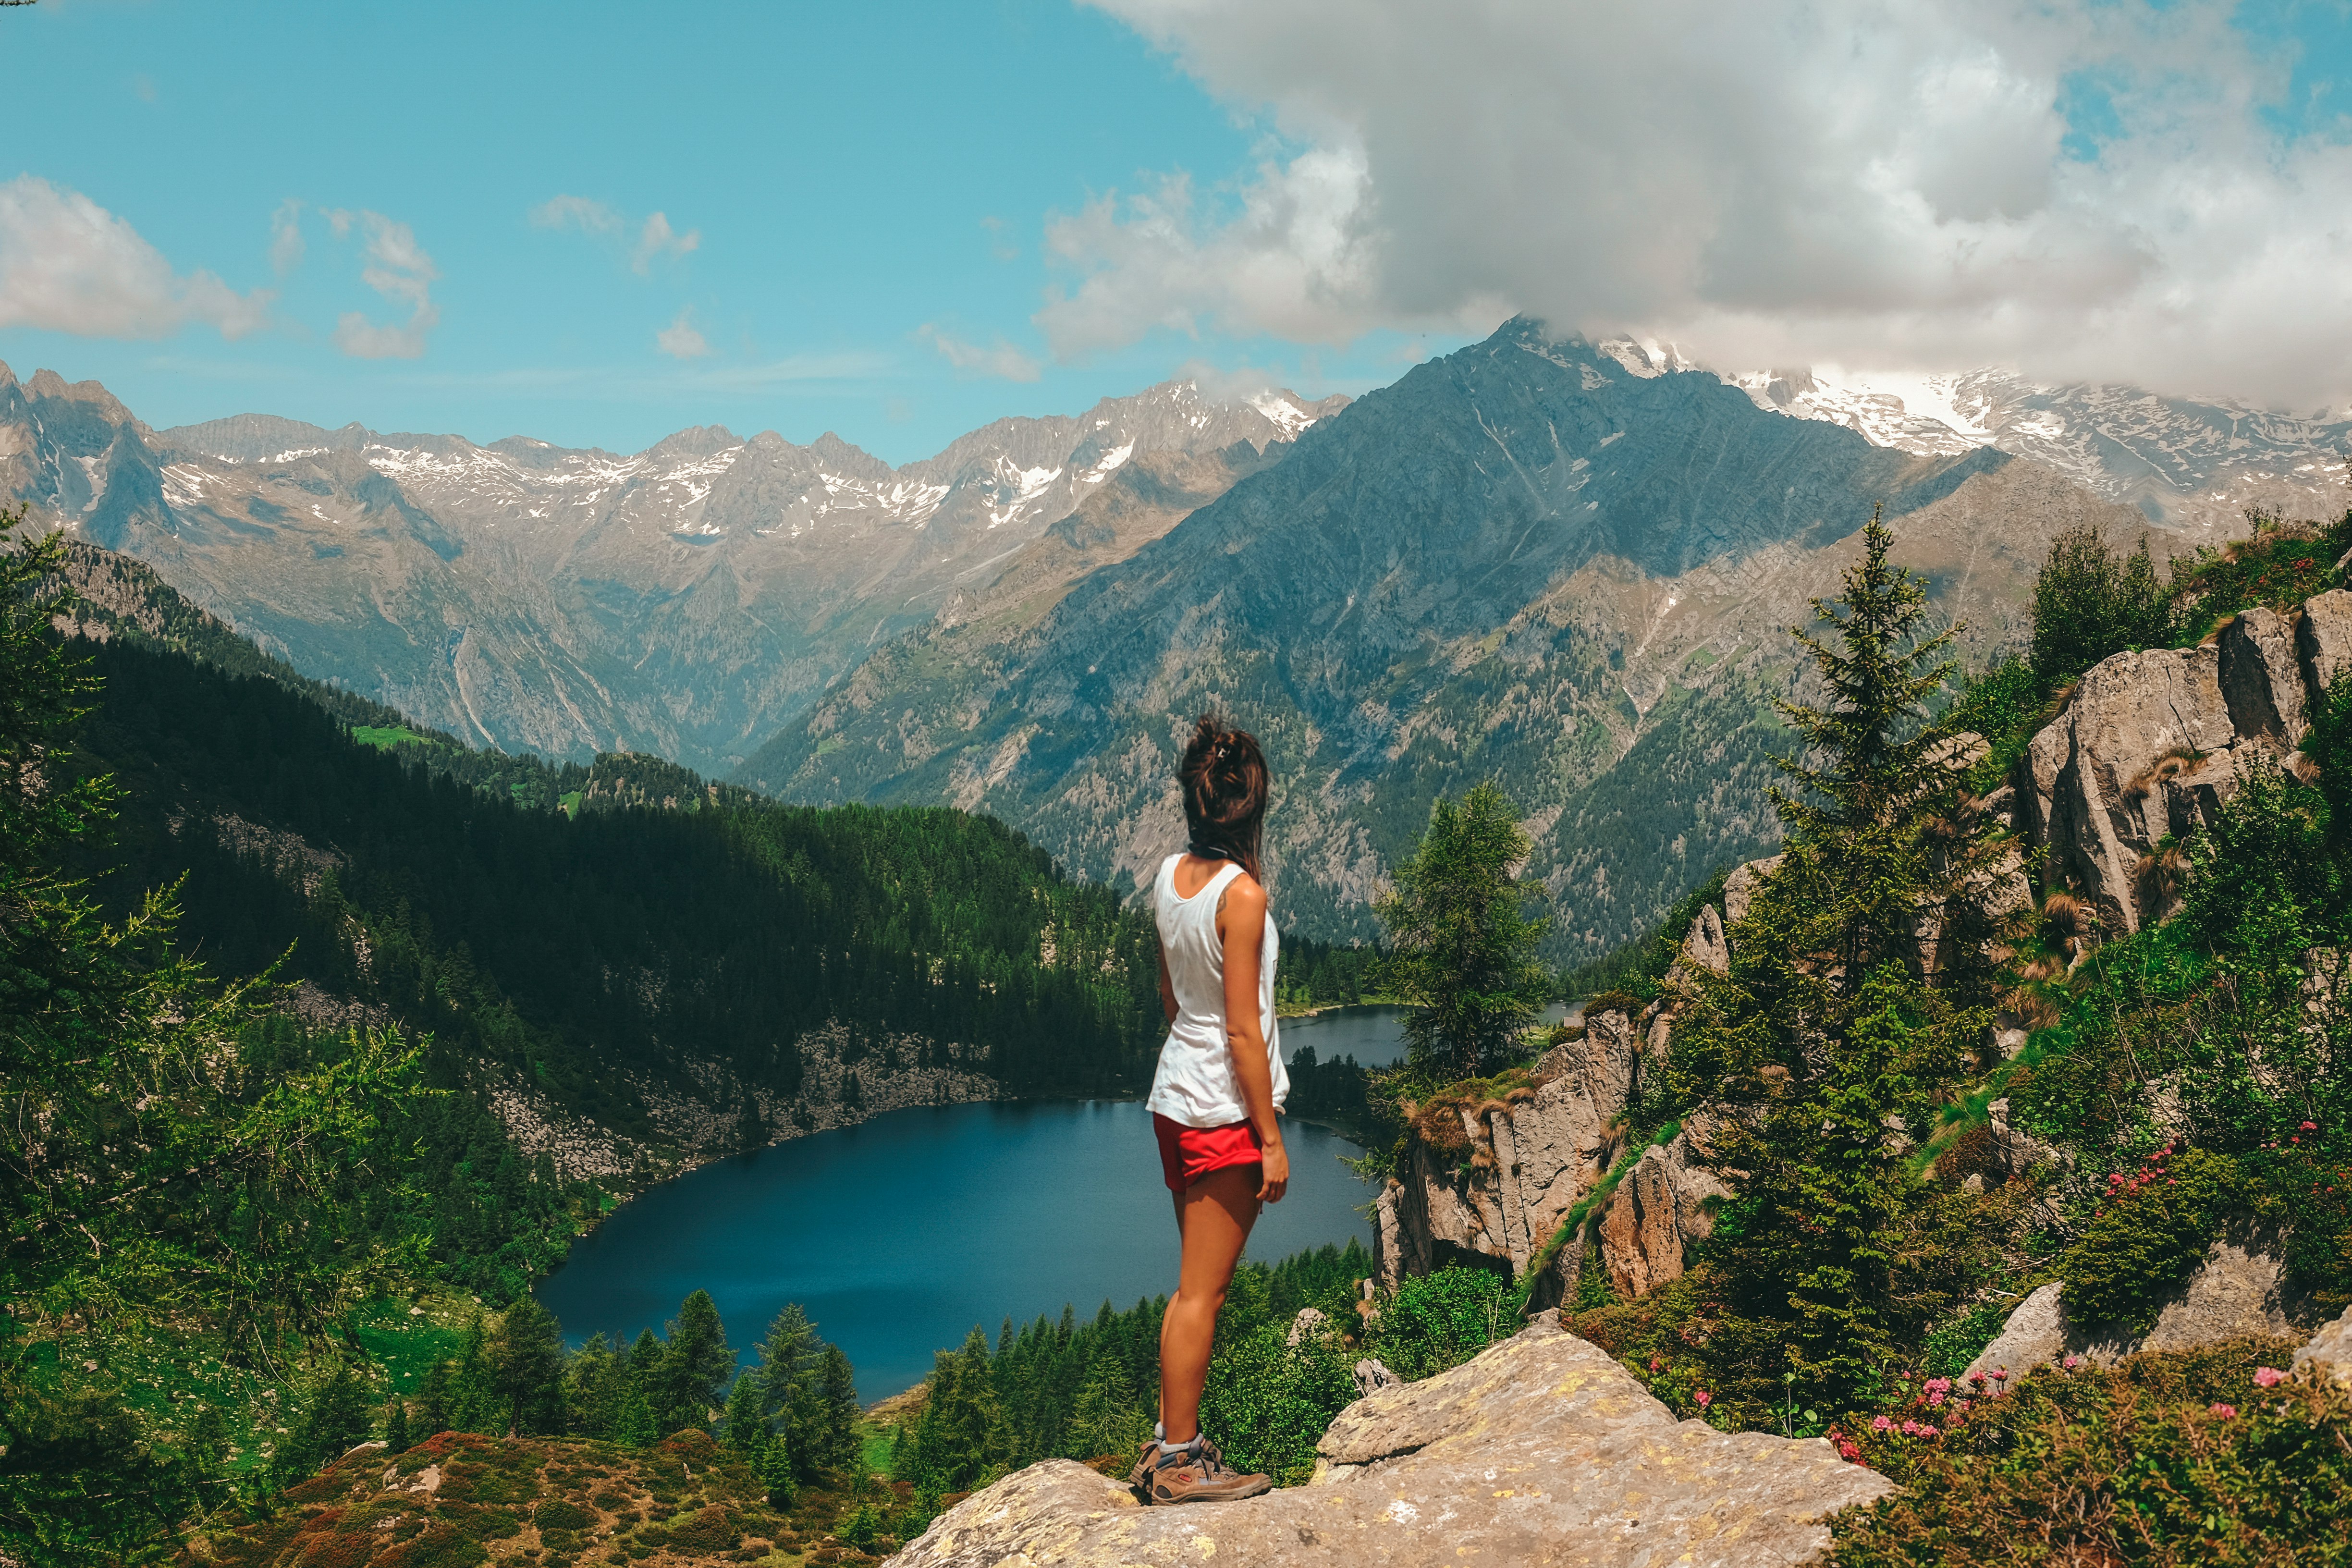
[1128,716,1290,1506]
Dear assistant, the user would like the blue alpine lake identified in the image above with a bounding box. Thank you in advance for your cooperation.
[535,1099,1376,1400]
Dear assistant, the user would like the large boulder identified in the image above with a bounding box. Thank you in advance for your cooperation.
[1721,855,1783,928]
[2220,605,2309,748]
[2299,588,2352,697]
[2025,646,2242,933]
[888,1316,1892,1568]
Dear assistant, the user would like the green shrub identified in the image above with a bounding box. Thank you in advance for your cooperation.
[1830,1342,2347,1566]
[2030,523,2172,684]
[1198,1324,1358,1486]
[533,1499,594,1532]
[1367,1266,1515,1381]
[1920,1301,2009,1379]
[2063,1147,2241,1335]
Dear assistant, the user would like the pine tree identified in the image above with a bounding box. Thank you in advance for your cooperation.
[450,1312,496,1433]
[1676,506,1999,1406]
[722,1368,767,1453]
[756,1303,821,1455]
[1375,781,1554,1080]
[652,1290,734,1434]
[565,1334,625,1439]
[617,1384,659,1447]
[488,1296,568,1435]
[384,1395,410,1454]
[818,1344,860,1472]
[415,1359,455,1437]
[760,1430,799,1508]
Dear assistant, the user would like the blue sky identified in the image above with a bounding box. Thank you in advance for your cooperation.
[0,0,1454,461]
[5,1,2351,460]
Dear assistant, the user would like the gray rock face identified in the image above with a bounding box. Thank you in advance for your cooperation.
[2220,606,2309,747]
[2300,589,2352,697]
[2026,645,2239,933]
[1722,855,1783,927]
[888,1317,1892,1568]
[2291,1304,2352,1388]
[1964,1239,2297,1383]
[1678,902,1729,979]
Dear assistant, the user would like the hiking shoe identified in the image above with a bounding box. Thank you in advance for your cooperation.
[1132,1436,1273,1505]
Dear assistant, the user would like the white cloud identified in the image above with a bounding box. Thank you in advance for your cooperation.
[1067,0,2352,409]
[533,196,699,275]
[631,212,699,274]
[530,194,622,234]
[327,209,440,359]
[917,323,1043,382]
[270,198,306,276]
[0,175,271,340]
[656,307,710,359]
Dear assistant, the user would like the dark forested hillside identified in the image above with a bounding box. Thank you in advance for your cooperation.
[49,545,1168,1182]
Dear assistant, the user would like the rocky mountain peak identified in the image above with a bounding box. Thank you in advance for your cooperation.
[646,424,745,459]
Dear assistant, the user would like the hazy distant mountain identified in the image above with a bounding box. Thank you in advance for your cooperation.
[1,361,1342,769]
[738,319,2150,959]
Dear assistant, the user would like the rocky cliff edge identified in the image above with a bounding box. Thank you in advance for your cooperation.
[887,1315,1890,1568]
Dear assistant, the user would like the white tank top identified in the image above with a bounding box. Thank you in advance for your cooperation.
[1146,854,1287,1128]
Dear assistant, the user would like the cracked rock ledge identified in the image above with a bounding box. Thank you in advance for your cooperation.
[887,1315,1890,1568]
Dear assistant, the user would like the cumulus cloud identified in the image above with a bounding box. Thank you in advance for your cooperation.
[630,212,699,274]
[917,323,1043,381]
[1065,0,2352,408]
[326,209,439,359]
[656,306,710,358]
[0,175,271,339]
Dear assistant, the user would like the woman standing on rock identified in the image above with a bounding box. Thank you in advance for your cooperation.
[1129,715,1290,1506]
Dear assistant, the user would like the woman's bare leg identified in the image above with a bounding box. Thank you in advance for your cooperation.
[1158,1164,1261,1444]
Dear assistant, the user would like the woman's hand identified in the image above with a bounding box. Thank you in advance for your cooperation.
[1257,1136,1289,1203]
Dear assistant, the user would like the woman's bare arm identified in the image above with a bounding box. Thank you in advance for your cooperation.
[1217,875,1289,1203]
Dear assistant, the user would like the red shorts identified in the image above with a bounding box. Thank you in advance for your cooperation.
[1153,1114,1263,1192]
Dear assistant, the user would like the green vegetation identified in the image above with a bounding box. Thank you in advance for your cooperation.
[0,512,429,1563]
[1376,779,1554,1080]
[1542,494,2352,1563]
[883,1241,1521,1518]
[1272,930,1385,1014]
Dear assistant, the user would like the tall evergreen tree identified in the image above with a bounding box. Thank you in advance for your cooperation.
[651,1290,733,1434]
[0,507,425,1565]
[1376,780,1554,1080]
[817,1345,860,1472]
[383,1395,410,1454]
[721,1369,767,1453]
[487,1297,567,1436]
[414,1360,455,1438]
[1674,506,2000,1403]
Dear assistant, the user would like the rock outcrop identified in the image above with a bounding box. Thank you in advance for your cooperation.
[888,1316,1893,1568]
[2292,1303,2352,1387]
[1594,1117,1733,1300]
[2020,598,2352,936]
[1962,1237,2301,1382]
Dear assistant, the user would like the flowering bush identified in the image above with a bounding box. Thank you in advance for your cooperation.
[1827,1338,2346,1566]
[2063,1145,2241,1334]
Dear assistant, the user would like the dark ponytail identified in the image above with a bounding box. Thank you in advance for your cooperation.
[1177,714,1269,883]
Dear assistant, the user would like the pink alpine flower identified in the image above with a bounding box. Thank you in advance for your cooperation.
[2209,1403,2239,1419]
[1871,1415,1894,1432]
[1694,1390,1712,1409]
[2254,1367,2288,1388]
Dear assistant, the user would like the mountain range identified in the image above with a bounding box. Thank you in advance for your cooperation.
[9,324,2348,957]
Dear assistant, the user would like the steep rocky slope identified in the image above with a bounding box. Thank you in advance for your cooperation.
[741,319,2145,959]
[1380,583,2352,1334]
[1,360,1338,770]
